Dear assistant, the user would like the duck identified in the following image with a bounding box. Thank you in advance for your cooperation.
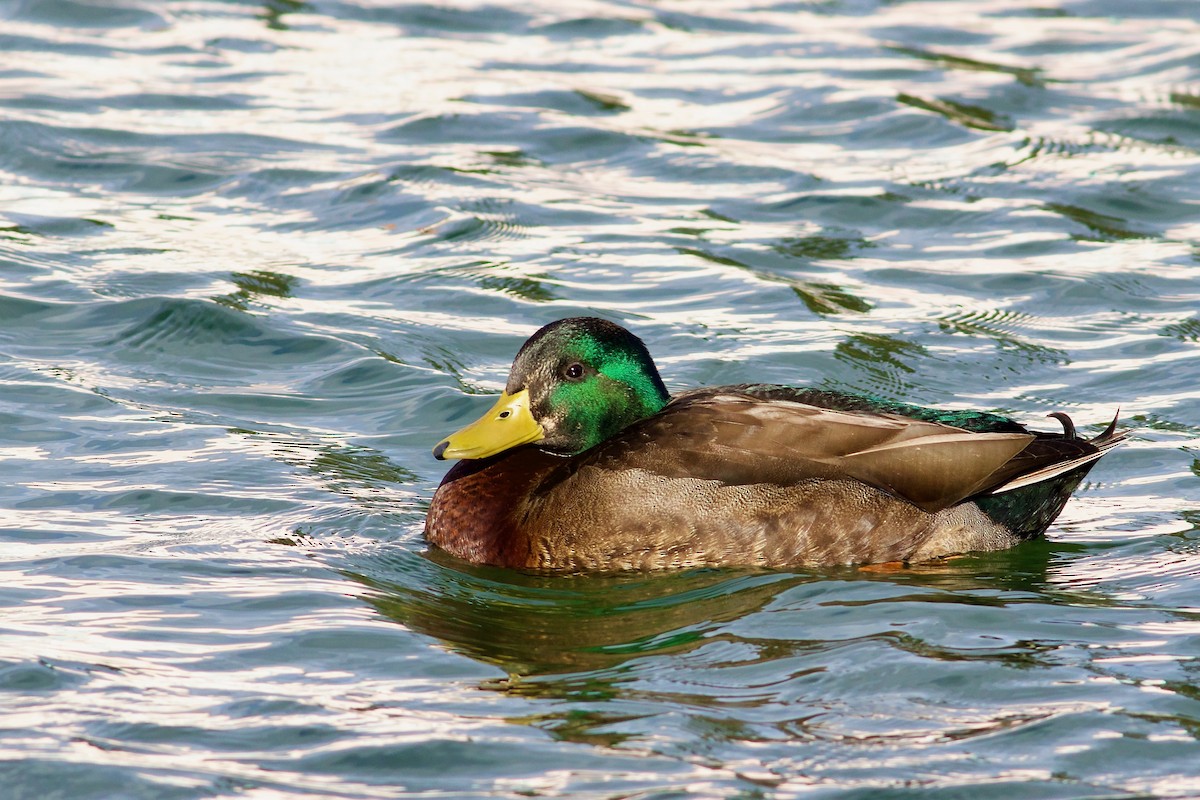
[425,317,1125,571]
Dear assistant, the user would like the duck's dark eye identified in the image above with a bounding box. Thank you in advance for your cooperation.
[564,362,585,381]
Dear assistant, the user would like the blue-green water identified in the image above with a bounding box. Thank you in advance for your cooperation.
[3,0,1200,796]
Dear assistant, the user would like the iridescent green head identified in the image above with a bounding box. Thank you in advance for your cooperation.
[433,317,671,460]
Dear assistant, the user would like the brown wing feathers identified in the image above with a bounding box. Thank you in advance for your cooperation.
[580,390,1114,514]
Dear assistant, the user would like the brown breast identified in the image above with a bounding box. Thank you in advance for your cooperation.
[424,447,564,568]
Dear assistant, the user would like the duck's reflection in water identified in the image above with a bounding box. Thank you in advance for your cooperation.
[351,542,1085,678]
[345,542,1128,747]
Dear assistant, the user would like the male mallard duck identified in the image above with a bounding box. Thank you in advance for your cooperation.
[426,317,1125,571]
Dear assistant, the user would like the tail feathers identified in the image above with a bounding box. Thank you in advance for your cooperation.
[989,410,1127,496]
[1090,408,1127,449]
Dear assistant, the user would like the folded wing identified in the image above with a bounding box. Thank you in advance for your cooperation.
[579,389,1109,513]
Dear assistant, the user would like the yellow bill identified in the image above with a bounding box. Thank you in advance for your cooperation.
[432,389,544,460]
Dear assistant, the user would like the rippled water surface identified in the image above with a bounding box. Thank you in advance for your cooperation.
[3,0,1200,796]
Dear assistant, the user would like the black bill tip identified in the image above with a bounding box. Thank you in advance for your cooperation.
[432,440,449,460]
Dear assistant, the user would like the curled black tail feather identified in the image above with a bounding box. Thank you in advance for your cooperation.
[976,409,1126,539]
[1047,412,1077,440]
